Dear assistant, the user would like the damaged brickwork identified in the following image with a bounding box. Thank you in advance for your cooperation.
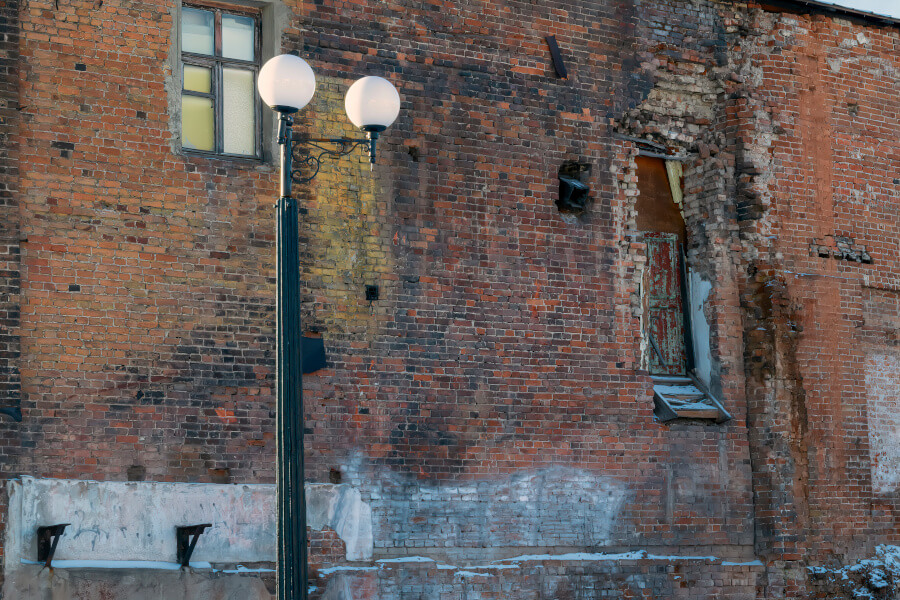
[0,0,898,598]
[619,2,900,598]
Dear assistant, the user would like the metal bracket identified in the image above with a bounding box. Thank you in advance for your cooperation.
[301,335,327,374]
[0,406,22,422]
[289,136,375,184]
[646,328,669,369]
[37,523,69,567]
[176,524,212,567]
[545,35,568,79]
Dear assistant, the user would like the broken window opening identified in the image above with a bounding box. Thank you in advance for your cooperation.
[634,155,730,422]
[636,155,689,377]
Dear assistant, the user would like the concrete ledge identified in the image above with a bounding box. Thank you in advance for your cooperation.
[4,477,373,569]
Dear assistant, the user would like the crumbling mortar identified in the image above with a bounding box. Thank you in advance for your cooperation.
[727,9,832,596]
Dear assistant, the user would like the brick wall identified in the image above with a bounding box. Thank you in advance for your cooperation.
[13,0,278,483]
[752,3,900,585]
[1,0,899,598]
[0,0,21,578]
[622,2,900,597]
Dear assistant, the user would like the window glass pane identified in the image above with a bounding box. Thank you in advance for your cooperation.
[222,14,255,61]
[183,64,211,93]
[182,96,214,151]
[182,7,214,55]
[222,68,256,155]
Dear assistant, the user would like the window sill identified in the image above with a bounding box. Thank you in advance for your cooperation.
[180,148,268,166]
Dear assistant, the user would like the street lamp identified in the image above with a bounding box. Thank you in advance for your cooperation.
[257,53,400,600]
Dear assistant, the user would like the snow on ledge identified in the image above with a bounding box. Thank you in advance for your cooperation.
[21,559,213,570]
[21,559,280,574]
[493,551,735,564]
[322,551,764,575]
[376,556,435,564]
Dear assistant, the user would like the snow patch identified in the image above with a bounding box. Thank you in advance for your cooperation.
[645,554,717,561]
[653,385,704,396]
[376,556,434,564]
[495,551,647,563]
[456,570,490,578]
[807,545,900,598]
[317,565,378,576]
[218,566,276,574]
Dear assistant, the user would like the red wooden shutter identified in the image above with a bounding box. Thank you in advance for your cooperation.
[645,233,686,375]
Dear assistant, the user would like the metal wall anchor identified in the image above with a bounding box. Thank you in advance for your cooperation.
[37,523,69,567]
[176,524,212,567]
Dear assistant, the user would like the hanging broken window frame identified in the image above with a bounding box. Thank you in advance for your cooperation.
[181,2,262,158]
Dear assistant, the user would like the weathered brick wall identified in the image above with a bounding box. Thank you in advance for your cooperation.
[293,0,754,568]
[13,0,278,484]
[1,0,899,598]
[621,3,900,597]
[745,5,900,590]
[0,0,21,579]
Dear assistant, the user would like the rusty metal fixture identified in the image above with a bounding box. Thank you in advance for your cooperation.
[37,523,69,567]
[545,35,568,79]
[176,524,212,568]
[557,161,591,214]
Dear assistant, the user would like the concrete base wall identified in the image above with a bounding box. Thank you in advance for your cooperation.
[4,565,273,600]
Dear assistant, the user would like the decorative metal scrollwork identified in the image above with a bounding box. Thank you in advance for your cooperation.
[289,137,371,184]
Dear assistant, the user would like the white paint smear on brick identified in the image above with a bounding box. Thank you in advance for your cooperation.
[689,272,713,387]
[344,461,628,550]
[864,354,900,493]
[5,477,373,569]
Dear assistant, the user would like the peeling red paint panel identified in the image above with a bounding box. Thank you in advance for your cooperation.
[645,233,686,376]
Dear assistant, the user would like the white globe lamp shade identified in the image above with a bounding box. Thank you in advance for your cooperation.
[257,54,316,113]
[344,76,401,132]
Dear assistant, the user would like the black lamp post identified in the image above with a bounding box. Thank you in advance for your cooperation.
[257,54,401,600]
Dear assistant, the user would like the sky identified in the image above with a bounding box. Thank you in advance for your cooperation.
[814,0,900,18]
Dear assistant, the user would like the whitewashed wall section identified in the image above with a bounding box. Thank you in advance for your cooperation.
[339,460,630,553]
[865,354,900,494]
[4,477,373,569]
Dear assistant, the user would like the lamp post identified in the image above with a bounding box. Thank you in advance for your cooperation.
[257,54,400,600]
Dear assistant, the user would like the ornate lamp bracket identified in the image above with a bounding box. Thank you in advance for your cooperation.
[290,137,374,184]
[278,114,380,185]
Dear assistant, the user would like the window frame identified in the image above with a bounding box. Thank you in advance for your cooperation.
[180,2,263,159]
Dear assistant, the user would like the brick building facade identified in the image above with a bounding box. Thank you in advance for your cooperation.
[0,0,898,598]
